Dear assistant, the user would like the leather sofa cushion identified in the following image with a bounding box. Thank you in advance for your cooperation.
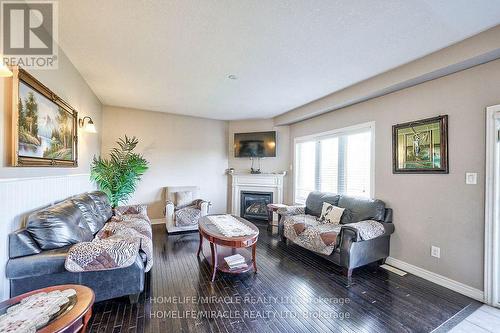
[305,191,340,217]
[72,193,106,234]
[337,195,386,224]
[27,200,93,250]
[87,191,113,221]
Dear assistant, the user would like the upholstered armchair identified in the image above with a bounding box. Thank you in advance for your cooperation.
[164,186,210,233]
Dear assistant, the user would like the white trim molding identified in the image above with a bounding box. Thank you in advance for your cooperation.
[230,173,284,216]
[386,257,484,302]
[0,173,91,183]
[484,105,500,307]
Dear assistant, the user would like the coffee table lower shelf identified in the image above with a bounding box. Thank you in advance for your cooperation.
[201,244,256,276]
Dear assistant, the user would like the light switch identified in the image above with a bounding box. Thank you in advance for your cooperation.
[465,172,477,185]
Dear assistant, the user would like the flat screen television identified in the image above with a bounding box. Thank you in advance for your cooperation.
[234,131,276,157]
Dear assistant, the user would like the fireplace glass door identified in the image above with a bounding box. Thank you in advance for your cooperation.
[240,191,273,221]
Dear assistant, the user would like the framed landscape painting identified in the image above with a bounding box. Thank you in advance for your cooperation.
[11,67,78,167]
[392,115,448,174]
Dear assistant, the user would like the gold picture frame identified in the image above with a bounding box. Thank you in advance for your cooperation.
[10,66,78,167]
[392,115,448,174]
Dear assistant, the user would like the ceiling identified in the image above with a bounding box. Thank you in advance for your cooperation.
[58,1,500,120]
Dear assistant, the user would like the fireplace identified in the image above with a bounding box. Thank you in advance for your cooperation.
[240,191,273,221]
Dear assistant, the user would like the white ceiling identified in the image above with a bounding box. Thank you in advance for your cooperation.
[58,1,500,120]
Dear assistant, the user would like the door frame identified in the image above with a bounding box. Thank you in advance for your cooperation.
[484,105,500,306]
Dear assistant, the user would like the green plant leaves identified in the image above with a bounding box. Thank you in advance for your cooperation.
[90,135,149,208]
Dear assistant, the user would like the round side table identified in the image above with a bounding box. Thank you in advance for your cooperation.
[0,284,94,333]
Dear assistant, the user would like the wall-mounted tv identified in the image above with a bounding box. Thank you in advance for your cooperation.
[234,131,276,158]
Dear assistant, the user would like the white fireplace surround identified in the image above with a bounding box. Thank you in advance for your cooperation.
[230,173,284,216]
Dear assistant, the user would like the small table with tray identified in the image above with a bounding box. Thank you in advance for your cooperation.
[197,215,259,282]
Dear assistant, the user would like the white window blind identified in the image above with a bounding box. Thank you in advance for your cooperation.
[294,124,373,204]
[295,141,316,204]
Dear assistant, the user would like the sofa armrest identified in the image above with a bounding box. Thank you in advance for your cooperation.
[276,205,306,216]
[339,226,362,243]
[382,222,395,235]
[340,222,395,244]
[338,227,358,266]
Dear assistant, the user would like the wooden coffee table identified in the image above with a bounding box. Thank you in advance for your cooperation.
[197,215,259,282]
[0,284,94,333]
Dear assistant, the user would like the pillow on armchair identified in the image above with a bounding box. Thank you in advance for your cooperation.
[175,191,193,208]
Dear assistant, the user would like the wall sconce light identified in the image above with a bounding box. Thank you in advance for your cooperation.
[79,116,97,133]
[0,63,13,77]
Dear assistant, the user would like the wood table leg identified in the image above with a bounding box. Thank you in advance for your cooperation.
[267,206,273,231]
[197,232,203,257]
[210,242,217,282]
[81,307,92,332]
[252,243,258,273]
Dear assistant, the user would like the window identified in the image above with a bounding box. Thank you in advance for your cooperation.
[294,123,374,204]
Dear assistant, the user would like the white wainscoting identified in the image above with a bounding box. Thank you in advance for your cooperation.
[0,174,95,300]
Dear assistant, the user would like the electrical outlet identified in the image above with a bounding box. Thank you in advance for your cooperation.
[431,246,440,258]
[465,172,477,185]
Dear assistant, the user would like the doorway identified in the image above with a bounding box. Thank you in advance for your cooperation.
[485,105,500,307]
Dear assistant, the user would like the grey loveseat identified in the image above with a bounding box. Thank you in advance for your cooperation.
[278,192,394,279]
[6,191,147,303]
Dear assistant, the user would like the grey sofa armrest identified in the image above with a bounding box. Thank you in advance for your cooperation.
[339,222,395,244]
[276,205,306,216]
[339,226,362,243]
[382,222,395,235]
[9,229,41,259]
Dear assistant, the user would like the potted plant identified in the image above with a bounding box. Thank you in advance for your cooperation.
[90,135,149,208]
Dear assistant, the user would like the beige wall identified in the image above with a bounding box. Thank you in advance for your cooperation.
[101,106,229,219]
[228,119,291,203]
[289,59,500,290]
[0,50,102,300]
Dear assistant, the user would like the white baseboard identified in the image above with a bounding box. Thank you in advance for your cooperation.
[386,257,484,302]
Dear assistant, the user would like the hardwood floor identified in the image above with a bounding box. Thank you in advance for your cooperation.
[88,223,477,333]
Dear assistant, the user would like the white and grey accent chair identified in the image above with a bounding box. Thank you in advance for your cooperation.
[164,186,210,234]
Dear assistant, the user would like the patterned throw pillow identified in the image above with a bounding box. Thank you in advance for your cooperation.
[319,202,345,224]
[175,191,193,208]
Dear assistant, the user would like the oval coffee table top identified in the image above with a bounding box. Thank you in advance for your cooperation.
[198,215,259,244]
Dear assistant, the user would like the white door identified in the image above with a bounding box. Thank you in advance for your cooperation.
[485,105,500,307]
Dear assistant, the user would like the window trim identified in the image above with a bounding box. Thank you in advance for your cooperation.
[293,121,376,204]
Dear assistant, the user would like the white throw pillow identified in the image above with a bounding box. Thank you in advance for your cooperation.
[319,202,345,224]
[175,191,193,208]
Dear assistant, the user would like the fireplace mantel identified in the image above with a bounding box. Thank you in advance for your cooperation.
[230,173,285,216]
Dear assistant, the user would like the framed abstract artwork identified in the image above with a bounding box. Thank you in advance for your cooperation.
[10,67,78,167]
[392,115,448,174]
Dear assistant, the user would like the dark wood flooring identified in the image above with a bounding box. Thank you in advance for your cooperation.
[88,223,477,333]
